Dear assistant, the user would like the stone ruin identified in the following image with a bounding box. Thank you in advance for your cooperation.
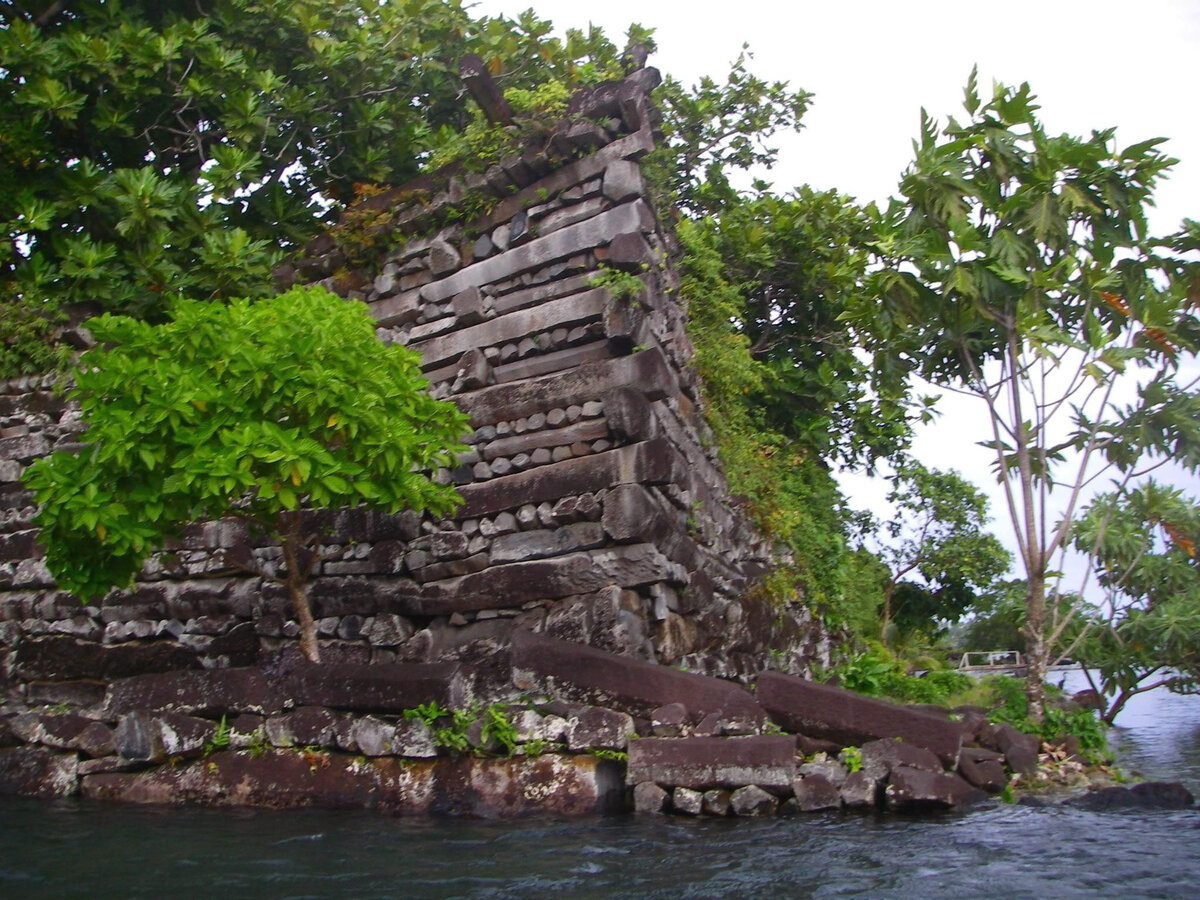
[0,62,828,701]
[1,62,1035,816]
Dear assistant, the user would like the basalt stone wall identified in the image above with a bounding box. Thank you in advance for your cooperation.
[0,66,829,712]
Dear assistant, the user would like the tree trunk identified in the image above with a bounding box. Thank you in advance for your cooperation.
[281,530,320,663]
[880,580,895,643]
[1023,572,1047,723]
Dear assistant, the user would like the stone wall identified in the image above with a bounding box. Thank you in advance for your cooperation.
[0,65,829,713]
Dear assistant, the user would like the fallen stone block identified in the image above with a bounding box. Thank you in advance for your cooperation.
[858,738,943,781]
[839,771,880,808]
[730,784,778,817]
[991,722,1040,775]
[793,773,842,812]
[511,630,764,722]
[566,707,635,751]
[756,671,962,766]
[885,766,988,811]
[625,736,795,791]
[958,747,1007,793]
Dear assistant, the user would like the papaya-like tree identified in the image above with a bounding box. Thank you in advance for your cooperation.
[21,287,467,661]
[846,70,1200,720]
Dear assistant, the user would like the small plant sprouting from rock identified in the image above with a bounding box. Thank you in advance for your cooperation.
[403,701,519,757]
[586,265,646,302]
[839,746,863,774]
[203,715,232,756]
[589,748,628,762]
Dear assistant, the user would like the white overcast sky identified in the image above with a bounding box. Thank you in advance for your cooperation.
[473,0,1200,573]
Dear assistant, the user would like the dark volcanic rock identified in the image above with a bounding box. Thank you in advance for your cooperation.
[0,746,78,798]
[729,784,778,817]
[105,668,282,717]
[566,707,635,751]
[282,662,470,713]
[756,672,962,766]
[958,747,1008,792]
[991,723,1040,775]
[859,738,944,781]
[633,780,669,813]
[793,774,841,811]
[16,636,198,681]
[1065,782,1196,811]
[625,735,796,791]
[885,765,988,810]
[81,751,623,816]
[511,630,764,722]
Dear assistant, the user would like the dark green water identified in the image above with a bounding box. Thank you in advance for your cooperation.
[3,677,1198,899]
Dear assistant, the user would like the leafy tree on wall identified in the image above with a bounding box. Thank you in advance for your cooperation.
[846,69,1200,720]
[22,287,467,662]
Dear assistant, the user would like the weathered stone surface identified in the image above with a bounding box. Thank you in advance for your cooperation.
[350,716,395,756]
[511,630,764,722]
[958,747,1008,792]
[858,738,944,781]
[81,751,623,816]
[456,439,680,519]
[566,707,634,751]
[392,719,437,758]
[105,668,282,717]
[0,746,78,797]
[265,707,339,748]
[281,662,470,713]
[1065,781,1195,811]
[15,636,198,681]
[157,712,216,757]
[798,756,848,787]
[839,771,879,808]
[417,544,681,615]
[991,722,1040,775]
[793,774,842,812]
[671,785,703,815]
[650,701,689,737]
[756,672,962,766]
[730,784,778,817]
[702,788,731,816]
[625,736,795,791]
[455,348,674,428]
[634,780,669,813]
[114,712,165,762]
[885,766,988,811]
[416,289,608,370]
[489,522,606,565]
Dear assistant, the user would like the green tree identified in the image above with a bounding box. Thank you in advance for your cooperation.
[1069,482,1200,724]
[847,70,1200,720]
[854,462,1010,641]
[0,1,653,377]
[21,287,467,662]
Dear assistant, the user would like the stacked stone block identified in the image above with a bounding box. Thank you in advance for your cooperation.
[0,66,828,712]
